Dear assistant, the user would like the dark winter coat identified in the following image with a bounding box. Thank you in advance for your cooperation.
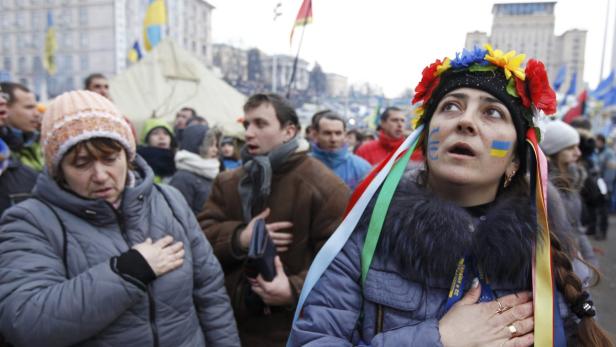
[290,177,588,346]
[198,151,350,346]
[0,156,37,216]
[0,156,239,347]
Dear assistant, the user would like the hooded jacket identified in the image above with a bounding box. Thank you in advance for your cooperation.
[141,118,175,145]
[290,175,588,346]
[0,153,38,215]
[0,156,239,347]
[170,150,220,214]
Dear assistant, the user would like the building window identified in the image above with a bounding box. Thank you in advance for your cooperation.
[59,6,72,28]
[18,56,27,73]
[2,36,11,51]
[79,7,87,26]
[15,11,24,29]
[61,54,72,71]
[80,32,88,48]
[61,31,73,49]
[3,57,11,71]
[32,55,41,73]
[80,54,88,70]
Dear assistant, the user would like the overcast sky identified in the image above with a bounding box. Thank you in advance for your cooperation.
[210,0,615,97]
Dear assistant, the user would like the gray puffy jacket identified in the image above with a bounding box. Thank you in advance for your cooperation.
[0,156,240,347]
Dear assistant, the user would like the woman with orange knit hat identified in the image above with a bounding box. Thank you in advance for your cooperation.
[0,90,239,347]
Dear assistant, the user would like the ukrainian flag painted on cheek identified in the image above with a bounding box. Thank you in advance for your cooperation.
[490,140,511,158]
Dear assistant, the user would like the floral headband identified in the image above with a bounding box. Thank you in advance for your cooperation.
[411,44,557,136]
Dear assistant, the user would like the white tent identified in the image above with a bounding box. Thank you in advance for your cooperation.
[110,39,246,139]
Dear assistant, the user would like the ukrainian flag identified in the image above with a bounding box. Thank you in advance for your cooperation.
[42,11,57,75]
[490,140,511,158]
[143,0,167,52]
[128,40,143,63]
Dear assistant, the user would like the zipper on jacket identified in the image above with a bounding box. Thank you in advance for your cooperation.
[111,204,160,347]
[112,208,131,246]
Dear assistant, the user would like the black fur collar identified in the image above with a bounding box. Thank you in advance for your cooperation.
[374,179,535,290]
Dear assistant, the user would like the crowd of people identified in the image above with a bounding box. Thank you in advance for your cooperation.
[0,44,614,347]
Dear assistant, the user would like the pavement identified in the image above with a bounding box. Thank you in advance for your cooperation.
[588,215,616,340]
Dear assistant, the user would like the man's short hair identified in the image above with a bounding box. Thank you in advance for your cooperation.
[84,73,107,90]
[311,109,331,129]
[243,93,300,130]
[313,110,346,132]
[380,106,403,123]
[179,107,197,118]
[0,82,30,106]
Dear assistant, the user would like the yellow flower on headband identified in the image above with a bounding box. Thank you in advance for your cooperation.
[484,44,526,80]
[411,109,423,129]
[435,57,451,77]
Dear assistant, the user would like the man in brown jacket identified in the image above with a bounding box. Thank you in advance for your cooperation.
[198,93,349,346]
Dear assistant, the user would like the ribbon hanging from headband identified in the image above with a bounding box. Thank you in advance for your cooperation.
[526,128,565,346]
[286,125,424,347]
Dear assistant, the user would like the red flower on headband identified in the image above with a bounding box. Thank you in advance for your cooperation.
[525,59,557,115]
[515,77,531,108]
[412,59,443,105]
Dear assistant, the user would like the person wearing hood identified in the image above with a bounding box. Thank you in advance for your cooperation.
[219,136,242,171]
[310,110,371,190]
[541,120,599,268]
[355,107,406,165]
[170,124,221,214]
[0,90,239,347]
[137,118,177,184]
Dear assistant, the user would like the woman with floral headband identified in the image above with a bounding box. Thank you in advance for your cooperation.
[287,46,614,347]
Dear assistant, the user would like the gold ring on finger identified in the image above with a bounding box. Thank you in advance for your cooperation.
[496,299,512,314]
[507,323,518,337]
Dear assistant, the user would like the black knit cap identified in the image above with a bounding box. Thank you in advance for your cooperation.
[420,68,531,172]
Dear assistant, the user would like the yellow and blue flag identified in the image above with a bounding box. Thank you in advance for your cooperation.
[490,140,511,158]
[128,40,143,63]
[42,11,57,75]
[143,0,167,52]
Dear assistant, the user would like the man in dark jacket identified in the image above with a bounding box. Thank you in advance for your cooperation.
[198,93,350,346]
[0,82,44,172]
[0,85,37,215]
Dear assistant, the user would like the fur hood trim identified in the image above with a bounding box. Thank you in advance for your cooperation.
[375,180,535,290]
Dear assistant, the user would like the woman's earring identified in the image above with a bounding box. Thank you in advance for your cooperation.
[503,170,516,188]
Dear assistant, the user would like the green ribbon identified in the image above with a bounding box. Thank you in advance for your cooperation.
[360,137,420,285]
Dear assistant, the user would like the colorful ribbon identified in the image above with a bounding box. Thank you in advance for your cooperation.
[286,125,424,347]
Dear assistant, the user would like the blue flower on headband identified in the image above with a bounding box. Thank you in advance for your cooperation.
[450,47,489,69]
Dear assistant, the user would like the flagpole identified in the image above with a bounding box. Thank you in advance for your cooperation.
[286,20,307,99]
[600,0,610,80]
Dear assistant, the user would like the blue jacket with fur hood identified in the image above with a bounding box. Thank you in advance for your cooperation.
[290,174,589,346]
